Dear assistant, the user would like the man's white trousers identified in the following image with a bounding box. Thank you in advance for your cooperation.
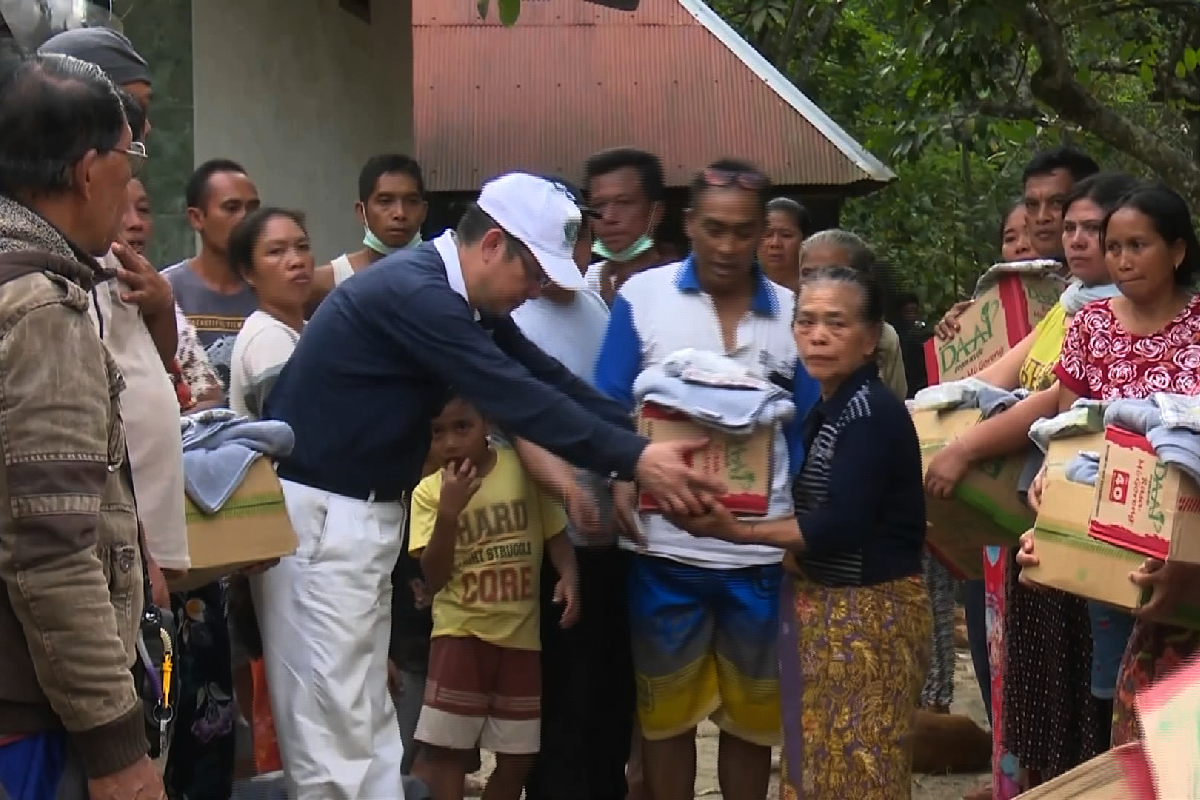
[253,478,407,800]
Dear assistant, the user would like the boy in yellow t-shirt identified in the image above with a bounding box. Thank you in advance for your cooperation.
[408,395,579,800]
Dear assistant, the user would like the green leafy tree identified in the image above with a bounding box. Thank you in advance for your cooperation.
[487,0,1196,314]
[711,0,1197,315]
[885,0,1200,202]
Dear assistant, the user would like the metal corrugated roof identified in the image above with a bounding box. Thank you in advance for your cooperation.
[413,0,895,193]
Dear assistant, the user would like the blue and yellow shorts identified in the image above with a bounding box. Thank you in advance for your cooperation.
[629,554,782,746]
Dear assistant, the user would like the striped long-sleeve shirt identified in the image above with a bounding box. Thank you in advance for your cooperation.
[793,362,926,586]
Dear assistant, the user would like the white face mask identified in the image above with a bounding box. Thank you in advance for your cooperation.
[593,234,654,263]
[363,226,421,255]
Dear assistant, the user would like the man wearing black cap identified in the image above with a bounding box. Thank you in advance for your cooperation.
[39,23,208,797]
[40,27,152,113]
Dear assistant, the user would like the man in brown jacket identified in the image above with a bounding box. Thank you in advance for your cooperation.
[0,52,164,799]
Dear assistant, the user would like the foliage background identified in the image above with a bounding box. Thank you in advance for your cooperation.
[491,0,1199,319]
[710,0,1200,318]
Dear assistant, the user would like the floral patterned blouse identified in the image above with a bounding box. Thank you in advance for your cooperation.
[173,304,220,411]
[1054,294,1200,400]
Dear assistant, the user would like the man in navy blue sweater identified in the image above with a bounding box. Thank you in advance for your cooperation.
[257,172,721,800]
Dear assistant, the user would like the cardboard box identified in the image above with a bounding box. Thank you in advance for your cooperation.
[1090,426,1200,563]
[913,406,1033,579]
[170,457,298,591]
[1034,431,1107,539]
[1021,530,1200,629]
[924,271,1062,385]
[1023,428,1200,627]
[1015,742,1153,799]
[636,402,772,515]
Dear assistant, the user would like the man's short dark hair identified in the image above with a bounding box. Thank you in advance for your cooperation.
[689,157,771,218]
[116,87,146,145]
[583,147,666,203]
[185,158,247,210]
[0,54,126,197]
[1022,146,1100,184]
[358,154,425,203]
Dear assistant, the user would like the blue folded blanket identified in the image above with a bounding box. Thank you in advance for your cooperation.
[181,409,295,515]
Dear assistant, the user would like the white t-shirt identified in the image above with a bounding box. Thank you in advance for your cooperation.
[229,310,302,420]
[511,289,614,546]
[510,289,610,381]
[584,261,608,296]
[89,252,190,570]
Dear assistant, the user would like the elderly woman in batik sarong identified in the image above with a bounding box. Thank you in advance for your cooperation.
[669,265,930,798]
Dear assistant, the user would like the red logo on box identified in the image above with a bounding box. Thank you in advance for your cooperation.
[1109,469,1130,504]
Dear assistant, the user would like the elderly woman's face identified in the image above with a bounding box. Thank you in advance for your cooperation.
[793,279,880,388]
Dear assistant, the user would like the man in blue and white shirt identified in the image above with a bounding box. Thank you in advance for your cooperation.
[594,159,819,800]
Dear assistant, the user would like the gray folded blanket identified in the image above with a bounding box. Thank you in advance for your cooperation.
[181,409,295,515]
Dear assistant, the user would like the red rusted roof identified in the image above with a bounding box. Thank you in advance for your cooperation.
[413,0,895,193]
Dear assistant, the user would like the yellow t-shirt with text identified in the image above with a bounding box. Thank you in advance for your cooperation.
[1017,301,1069,392]
[408,447,567,651]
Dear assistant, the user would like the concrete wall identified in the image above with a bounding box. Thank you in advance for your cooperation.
[115,0,196,267]
[192,0,414,262]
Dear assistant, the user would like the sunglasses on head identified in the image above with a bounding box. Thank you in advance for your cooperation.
[701,167,767,190]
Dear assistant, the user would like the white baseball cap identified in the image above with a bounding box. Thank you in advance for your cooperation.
[477,172,587,291]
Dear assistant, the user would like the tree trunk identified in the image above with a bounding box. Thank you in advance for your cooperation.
[1019,5,1200,205]
[793,0,845,88]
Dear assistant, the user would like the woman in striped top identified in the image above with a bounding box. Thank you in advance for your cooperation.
[668,266,930,798]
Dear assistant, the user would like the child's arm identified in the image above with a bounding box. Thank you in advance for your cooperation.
[419,510,459,596]
[546,530,580,628]
[419,460,481,594]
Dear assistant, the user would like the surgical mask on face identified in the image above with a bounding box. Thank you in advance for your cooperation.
[363,226,422,255]
[592,203,658,263]
[593,234,653,263]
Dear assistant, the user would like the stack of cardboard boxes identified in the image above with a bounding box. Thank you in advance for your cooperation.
[915,267,1200,619]
[916,269,1061,578]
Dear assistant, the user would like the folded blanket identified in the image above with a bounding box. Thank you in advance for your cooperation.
[634,354,794,435]
[1079,396,1200,488]
[1065,452,1101,486]
[1146,427,1200,487]
[971,259,1064,297]
[1029,404,1106,454]
[912,377,1029,417]
[181,409,295,515]
[1153,392,1200,434]
[1060,280,1121,316]
[1103,397,1161,434]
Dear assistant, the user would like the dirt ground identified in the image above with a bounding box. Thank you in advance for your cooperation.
[690,651,990,800]
[474,645,991,799]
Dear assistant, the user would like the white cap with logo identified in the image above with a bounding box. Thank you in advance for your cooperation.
[477,172,586,291]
